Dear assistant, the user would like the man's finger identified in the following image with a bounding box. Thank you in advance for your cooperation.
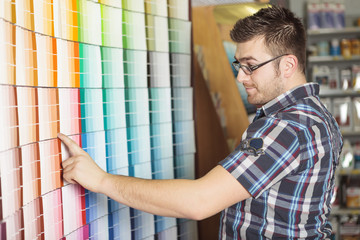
[58,133,84,156]
[61,157,75,169]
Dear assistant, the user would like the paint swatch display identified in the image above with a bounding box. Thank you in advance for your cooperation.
[0,0,196,239]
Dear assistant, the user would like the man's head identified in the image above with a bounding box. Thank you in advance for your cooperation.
[231,5,306,75]
[230,6,307,107]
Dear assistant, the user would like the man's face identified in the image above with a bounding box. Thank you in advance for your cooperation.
[234,38,285,108]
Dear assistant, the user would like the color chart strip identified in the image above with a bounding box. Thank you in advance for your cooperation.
[0,0,195,238]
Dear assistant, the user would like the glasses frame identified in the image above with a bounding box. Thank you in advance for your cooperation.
[232,54,289,75]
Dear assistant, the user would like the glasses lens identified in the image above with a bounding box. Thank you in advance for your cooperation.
[232,62,239,71]
[241,66,252,75]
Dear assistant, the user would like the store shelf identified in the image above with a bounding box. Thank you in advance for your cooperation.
[337,169,360,176]
[308,55,360,63]
[331,208,360,216]
[319,89,360,97]
[307,27,360,36]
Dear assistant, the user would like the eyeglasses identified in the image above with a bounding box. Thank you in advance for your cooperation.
[232,54,289,75]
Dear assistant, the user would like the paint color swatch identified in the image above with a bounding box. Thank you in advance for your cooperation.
[1,0,195,238]
[0,85,19,151]
[101,5,123,48]
[34,0,55,36]
[0,148,22,219]
[38,87,60,141]
[56,39,80,88]
[122,10,147,50]
[123,49,147,88]
[15,28,38,86]
[168,19,191,54]
[36,34,58,87]
[17,87,39,146]
[145,0,168,17]
[101,47,125,88]
[148,52,171,87]
[79,43,102,88]
[0,20,16,85]
[170,53,191,87]
[59,88,82,135]
[78,0,102,45]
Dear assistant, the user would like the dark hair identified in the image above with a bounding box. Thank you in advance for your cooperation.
[230,5,306,74]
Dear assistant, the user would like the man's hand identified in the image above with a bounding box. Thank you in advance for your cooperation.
[58,133,108,193]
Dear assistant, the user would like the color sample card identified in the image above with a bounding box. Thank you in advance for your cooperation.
[170,53,191,87]
[103,88,126,130]
[58,88,82,135]
[101,5,123,48]
[105,128,129,173]
[17,87,39,146]
[38,88,60,141]
[127,125,151,166]
[122,0,145,13]
[174,154,195,180]
[101,47,124,88]
[98,0,122,8]
[1,0,194,238]
[123,49,147,88]
[122,10,147,50]
[21,142,41,205]
[150,123,173,162]
[173,120,196,156]
[23,197,43,239]
[172,87,194,121]
[145,0,168,17]
[146,15,169,52]
[0,20,16,85]
[34,0,55,36]
[149,88,172,124]
[16,0,35,31]
[80,88,104,133]
[0,148,22,219]
[0,85,19,152]
[125,88,150,127]
[56,38,80,88]
[36,34,58,87]
[148,52,171,87]
[39,139,63,195]
[168,19,191,54]
[79,43,102,88]
[53,0,79,41]
[168,0,189,20]
[0,0,16,22]
[78,0,101,45]
[62,183,86,236]
[42,189,64,239]
[16,28,38,86]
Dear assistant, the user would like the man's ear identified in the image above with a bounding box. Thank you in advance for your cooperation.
[281,54,298,78]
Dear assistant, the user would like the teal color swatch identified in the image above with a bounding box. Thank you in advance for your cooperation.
[101,47,124,89]
[80,43,102,88]
[103,88,126,130]
[80,88,104,133]
[123,50,147,88]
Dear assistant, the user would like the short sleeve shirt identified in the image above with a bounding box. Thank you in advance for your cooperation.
[219,83,343,239]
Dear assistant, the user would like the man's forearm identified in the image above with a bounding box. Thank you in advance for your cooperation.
[100,174,205,220]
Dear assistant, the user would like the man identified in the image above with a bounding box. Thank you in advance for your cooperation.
[59,5,343,239]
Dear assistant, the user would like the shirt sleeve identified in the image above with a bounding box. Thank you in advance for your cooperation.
[219,117,301,198]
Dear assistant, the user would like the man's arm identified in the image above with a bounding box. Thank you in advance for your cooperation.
[59,133,251,220]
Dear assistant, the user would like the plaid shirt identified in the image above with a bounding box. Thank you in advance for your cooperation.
[219,83,343,239]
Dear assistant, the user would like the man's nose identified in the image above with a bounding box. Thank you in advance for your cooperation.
[236,69,250,83]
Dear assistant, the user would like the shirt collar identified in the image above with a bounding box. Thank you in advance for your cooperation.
[260,83,320,117]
